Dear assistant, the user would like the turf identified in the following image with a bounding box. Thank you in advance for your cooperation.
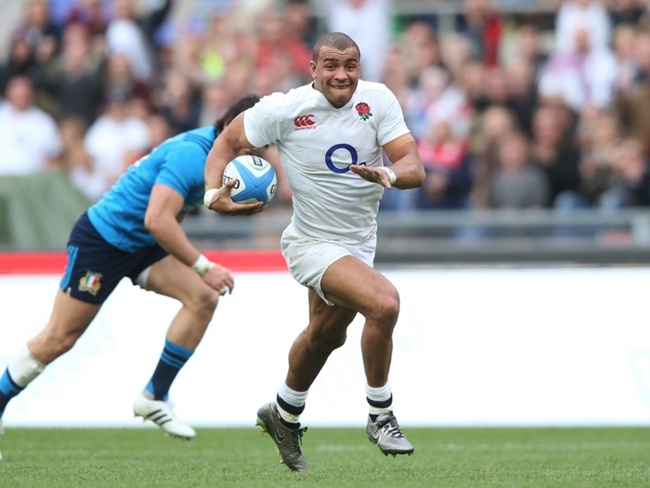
[1,427,649,487]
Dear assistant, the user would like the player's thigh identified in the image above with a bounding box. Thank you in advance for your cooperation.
[307,286,358,340]
[145,255,214,304]
[37,289,101,345]
[321,255,398,317]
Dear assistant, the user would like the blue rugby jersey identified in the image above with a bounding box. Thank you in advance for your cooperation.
[88,126,216,252]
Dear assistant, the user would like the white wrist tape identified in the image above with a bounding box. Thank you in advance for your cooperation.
[203,188,221,208]
[192,254,215,276]
[378,166,397,185]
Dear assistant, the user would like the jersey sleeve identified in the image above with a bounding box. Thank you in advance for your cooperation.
[243,93,280,148]
[156,144,206,197]
[376,87,410,147]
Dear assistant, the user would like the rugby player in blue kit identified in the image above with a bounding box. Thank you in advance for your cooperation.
[0,95,265,439]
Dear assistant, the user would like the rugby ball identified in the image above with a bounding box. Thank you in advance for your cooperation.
[222,155,277,204]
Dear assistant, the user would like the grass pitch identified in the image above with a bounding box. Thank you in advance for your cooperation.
[1,426,649,487]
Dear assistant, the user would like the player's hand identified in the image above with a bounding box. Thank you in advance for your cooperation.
[349,165,393,189]
[203,263,235,296]
[205,178,265,215]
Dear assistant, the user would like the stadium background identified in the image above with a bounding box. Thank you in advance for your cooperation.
[0,0,649,428]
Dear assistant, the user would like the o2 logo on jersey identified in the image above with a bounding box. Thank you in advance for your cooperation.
[325,144,366,174]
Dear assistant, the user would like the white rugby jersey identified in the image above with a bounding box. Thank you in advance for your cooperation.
[244,80,410,242]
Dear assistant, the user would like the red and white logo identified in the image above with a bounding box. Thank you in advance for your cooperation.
[293,114,316,130]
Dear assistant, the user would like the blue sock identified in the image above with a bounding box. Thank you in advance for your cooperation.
[145,340,194,401]
[0,368,23,418]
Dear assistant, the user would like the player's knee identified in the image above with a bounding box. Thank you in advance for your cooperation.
[46,333,80,359]
[367,290,400,325]
[189,287,220,315]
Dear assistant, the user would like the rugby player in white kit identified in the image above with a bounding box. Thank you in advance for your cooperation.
[204,32,425,471]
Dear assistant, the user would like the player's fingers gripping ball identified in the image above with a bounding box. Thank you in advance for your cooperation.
[223,155,277,204]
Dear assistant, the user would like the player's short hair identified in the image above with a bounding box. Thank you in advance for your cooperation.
[214,94,260,134]
[312,32,360,63]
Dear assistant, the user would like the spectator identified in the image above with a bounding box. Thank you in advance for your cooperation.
[607,0,646,27]
[458,0,503,66]
[406,66,472,142]
[54,115,102,202]
[103,53,150,105]
[538,25,618,113]
[488,131,549,209]
[156,69,201,135]
[397,20,442,87]
[285,0,320,47]
[602,137,650,208]
[471,65,511,113]
[67,0,108,38]
[35,22,105,126]
[105,0,172,84]
[504,55,539,135]
[612,24,638,94]
[12,0,61,55]
[529,103,582,207]
[83,90,150,198]
[566,108,621,209]
[457,59,486,109]
[192,12,236,83]
[322,0,393,82]
[616,28,650,154]
[0,75,61,176]
[440,31,472,83]
[554,0,611,54]
[469,105,520,208]
[416,120,473,209]
[253,9,312,85]
[380,44,411,108]
[511,21,548,86]
[198,80,230,127]
[0,35,38,95]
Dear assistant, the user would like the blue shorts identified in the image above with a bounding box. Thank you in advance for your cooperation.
[60,212,168,304]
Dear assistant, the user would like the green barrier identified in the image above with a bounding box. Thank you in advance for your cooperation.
[0,172,92,250]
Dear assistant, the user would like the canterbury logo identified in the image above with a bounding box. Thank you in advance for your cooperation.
[293,114,316,130]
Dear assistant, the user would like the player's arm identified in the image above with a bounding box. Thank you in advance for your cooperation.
[204,113,264,215]
[145,183,234,293]
[349,133,425,189]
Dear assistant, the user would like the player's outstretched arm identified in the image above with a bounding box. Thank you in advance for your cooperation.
[145,184,234,294]
[349,134,425,189]
[205,113,265,215]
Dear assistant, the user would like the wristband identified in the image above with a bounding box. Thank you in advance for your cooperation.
[192,254,215,276]
[203,188,221,208]
[378,166,397,185]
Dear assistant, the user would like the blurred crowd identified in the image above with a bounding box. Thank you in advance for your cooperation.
[1,0,650,213]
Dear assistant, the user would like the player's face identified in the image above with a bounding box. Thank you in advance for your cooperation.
[310,47,360,108]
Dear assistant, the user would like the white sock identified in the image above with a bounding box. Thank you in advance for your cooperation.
[276,383,308,424]
[366,383,393,416]
[8,345,46,387]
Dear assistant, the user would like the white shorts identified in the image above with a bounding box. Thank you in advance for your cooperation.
[281,224,377,306]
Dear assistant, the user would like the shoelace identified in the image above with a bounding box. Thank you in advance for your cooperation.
[291,426,308,446]
[377,414,405,438]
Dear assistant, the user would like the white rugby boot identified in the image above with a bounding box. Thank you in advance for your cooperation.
[133,392,196,440]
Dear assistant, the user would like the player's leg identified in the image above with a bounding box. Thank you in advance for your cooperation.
[285,288,358,392]
[320,255,399,387]
[319,255,414,456]
[131,255,220,439]
[256,290,356,471]
[0,289,101,424]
